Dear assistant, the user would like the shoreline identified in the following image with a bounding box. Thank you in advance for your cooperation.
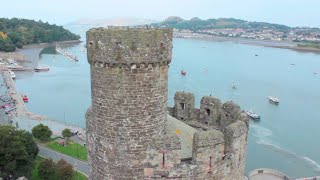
[0,44,86,139]
[22,40,82,49]
[0,40,82,64]
[174,34,320,53]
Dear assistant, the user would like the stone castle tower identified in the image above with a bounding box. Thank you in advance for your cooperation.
[86,27,249,179]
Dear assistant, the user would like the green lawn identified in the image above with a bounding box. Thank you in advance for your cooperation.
[31,156,87,180]
[46,141,88,161]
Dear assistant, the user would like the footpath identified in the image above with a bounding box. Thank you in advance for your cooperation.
[38,144,89,176]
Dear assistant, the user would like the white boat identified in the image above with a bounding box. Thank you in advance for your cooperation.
[9,71,16,79]
[268,96,279,104]
[232,82,236,89]
[245,110,260,120]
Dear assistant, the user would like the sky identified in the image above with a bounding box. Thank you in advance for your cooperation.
[2,0,320,27]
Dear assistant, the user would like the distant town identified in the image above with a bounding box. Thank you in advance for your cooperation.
[174,27,320,42]
[152,17,320,46]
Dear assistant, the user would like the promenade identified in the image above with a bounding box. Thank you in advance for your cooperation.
[0,66,86,139]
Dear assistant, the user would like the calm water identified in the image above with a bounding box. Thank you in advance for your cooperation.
[15,27,320,177]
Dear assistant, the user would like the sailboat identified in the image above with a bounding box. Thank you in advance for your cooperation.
[232,82,236,89]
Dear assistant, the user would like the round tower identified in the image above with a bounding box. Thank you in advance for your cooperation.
[86,27,173,179]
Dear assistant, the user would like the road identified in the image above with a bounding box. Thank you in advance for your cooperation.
[37,144,89,176]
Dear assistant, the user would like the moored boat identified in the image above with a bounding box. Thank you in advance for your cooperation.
[34,67,50,72]
[9,71,16,79]
[181,70,187,76]
[245,110,260,120]
[22,95,28,102]
[268,96,279,104]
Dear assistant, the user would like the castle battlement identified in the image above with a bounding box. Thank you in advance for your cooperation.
[86,27,172,65]
[168,91,249,131]
[141,92,249,179]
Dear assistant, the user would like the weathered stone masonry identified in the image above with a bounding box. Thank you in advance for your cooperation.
[86,27,249,180]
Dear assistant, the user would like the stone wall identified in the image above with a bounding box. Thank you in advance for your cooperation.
[86,27,172,179]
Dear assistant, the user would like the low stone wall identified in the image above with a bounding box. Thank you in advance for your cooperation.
[249,168,290,180]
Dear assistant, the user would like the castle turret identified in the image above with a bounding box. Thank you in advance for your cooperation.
[86,27,173,179]
[173,92,195,121]
[199,96,222,126]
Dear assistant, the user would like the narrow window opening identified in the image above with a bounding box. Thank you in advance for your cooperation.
[205,108,211,116]
[208,156,212,173]
[115,41,122,46]
[180,103,186,109]
[162,153,165,168]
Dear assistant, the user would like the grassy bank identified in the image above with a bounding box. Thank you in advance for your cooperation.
[31,156,87,180]
[45,140,88,161]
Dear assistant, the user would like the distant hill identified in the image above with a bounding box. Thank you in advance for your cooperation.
[152,16,291,31]
[0,18,80,52]
[68,17,158,26]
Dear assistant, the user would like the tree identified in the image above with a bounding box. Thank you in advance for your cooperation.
[32,123,52,141]
[18,131,39,158]
[0,125,38,179]
[38,159,74,180]
[38,158,57,180]
[56,159,74,180]
[62,128,72,139]
[0,18,81,52]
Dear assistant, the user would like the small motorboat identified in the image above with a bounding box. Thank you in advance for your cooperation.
[22,95,28,102]
[255,54,259,56]
[268,96,279,105]
[181,70,187,76]
[245,110,260,120]
[34,67,50,72]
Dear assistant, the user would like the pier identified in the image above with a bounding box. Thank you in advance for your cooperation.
[56,46,78,62]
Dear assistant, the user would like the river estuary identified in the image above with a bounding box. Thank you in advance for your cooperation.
[14,25,320,177]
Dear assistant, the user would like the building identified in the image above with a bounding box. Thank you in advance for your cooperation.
[86,27,249,179]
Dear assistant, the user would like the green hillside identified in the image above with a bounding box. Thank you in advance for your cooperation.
[151,16,291,31]
[0,18,80,52]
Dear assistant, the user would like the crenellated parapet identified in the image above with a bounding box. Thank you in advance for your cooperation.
[169,91,248,131]
[86,27,173,66]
